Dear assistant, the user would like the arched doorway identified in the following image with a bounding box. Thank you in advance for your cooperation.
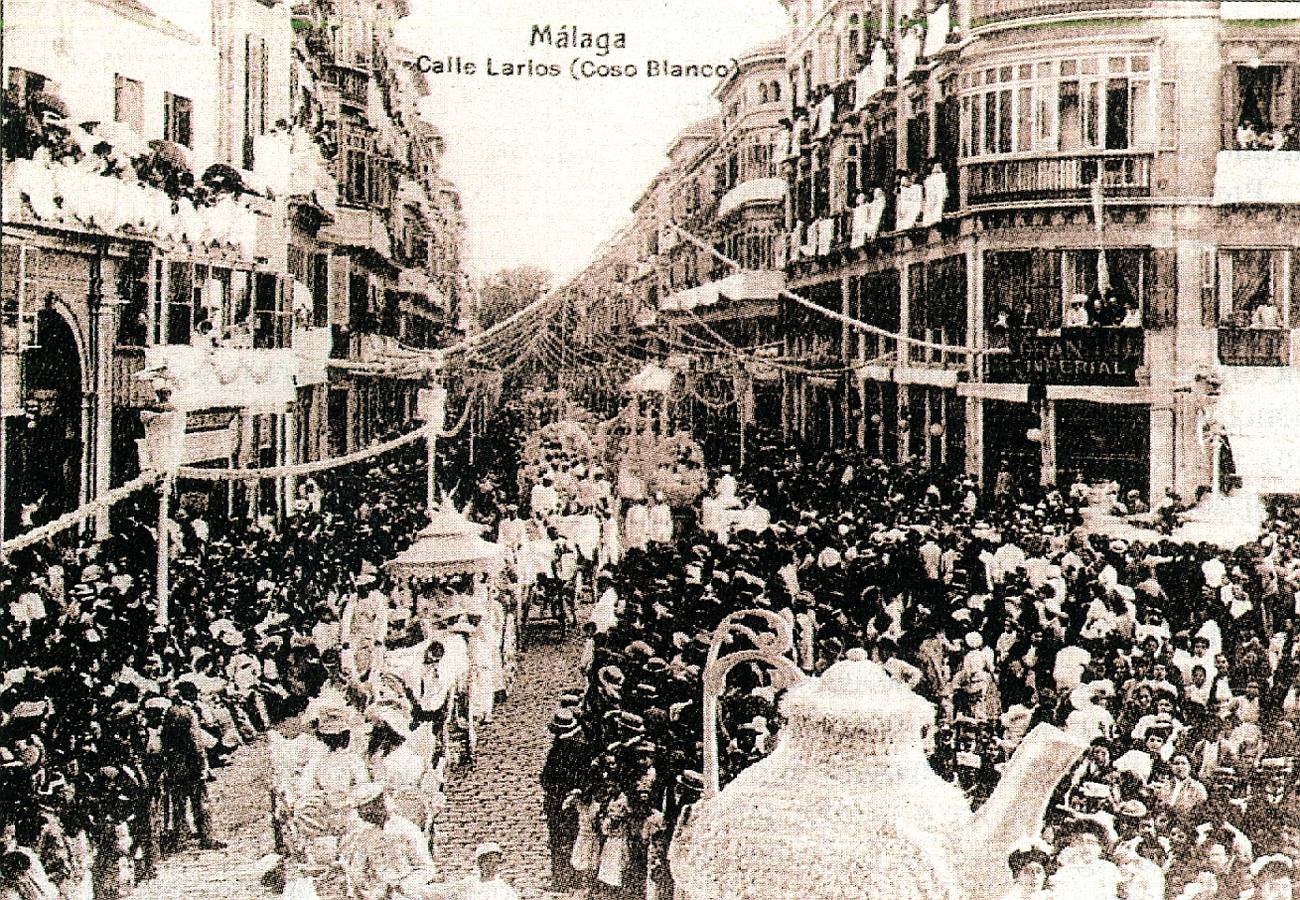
[6,307,83,530]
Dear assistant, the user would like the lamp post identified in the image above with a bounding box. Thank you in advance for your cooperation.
[139,379,184,626]
[417,378,447,520]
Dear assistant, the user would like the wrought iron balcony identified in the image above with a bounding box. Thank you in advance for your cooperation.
[1218,327,1291,367]
[964,151,1152,205]
[323,63,369,106]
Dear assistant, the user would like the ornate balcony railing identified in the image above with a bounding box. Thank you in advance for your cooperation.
[970,0,1149,26]
[964,151,1153,205]
[323,63,369,106]
[1218,327,1291,367]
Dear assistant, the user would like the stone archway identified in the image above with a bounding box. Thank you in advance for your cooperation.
[6,307,84,529]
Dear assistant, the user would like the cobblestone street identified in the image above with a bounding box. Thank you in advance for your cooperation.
[128,632,581,899]
[435,633,582,898]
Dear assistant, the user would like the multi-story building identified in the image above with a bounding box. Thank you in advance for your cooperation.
[776,0,1300,500]
[1,0,471,536]
[601,41,794,438]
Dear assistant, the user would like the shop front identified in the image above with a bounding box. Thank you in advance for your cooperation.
[978,325,1151,497]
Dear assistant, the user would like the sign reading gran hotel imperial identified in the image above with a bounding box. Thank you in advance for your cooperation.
[985,328,1146,386]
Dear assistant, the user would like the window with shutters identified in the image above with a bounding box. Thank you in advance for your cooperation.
[163,92,193,147]
[1217,249,1289,327]
[1062,249,1149,326]
[114,75,144,134]
[243,35,268,169]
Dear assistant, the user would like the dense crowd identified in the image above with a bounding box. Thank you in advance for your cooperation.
[0,439,432,900]
[543,427,1300,900]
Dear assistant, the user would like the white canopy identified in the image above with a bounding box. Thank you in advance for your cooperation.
[386,527,504,577]
[386,496,504,576]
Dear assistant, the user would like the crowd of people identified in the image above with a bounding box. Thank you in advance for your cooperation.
[12,379,1300,899]
[1234,121,1299,152]
[0,429,520,900]
[541,424,1300,900]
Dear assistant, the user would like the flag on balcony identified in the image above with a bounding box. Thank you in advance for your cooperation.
[1091,177,1110,296]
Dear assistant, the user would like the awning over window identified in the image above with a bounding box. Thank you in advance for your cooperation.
[660,281,720,312]
[1216,367,1300,494]
[1215,151,1300,204]
[624,363,675,394]
[715,270,786,302]
[717,178,787,218]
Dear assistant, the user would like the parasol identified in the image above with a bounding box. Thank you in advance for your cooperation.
[386,495,504,577]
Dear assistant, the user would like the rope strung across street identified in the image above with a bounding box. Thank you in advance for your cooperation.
[0,471,165,554]
[665,220,1007,358]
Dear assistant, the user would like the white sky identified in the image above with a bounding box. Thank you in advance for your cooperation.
[399,1,789,280]
[141,0,790,281]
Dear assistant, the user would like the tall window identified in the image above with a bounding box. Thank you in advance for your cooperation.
[253,273,291,348]
[163,92,193,147]
[960,53,1154,158]
[114,75,144,134]
[341,123,373,205]
[1218,249,1289,327]
[1064,249,1149,325]
[165,261,193,345]
[983,250,1063,335]
[1228,65,1296,149]
[243,35,268,169]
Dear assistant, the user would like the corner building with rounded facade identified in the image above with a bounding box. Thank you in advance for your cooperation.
[778,0,1300,499]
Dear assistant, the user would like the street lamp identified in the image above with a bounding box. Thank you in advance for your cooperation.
[416,379,447,520]
[138,376,185,626]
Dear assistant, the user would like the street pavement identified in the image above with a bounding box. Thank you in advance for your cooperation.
[435,632,582,898]
[128,632,582,899]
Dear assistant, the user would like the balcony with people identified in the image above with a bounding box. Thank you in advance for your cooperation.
[958,51,1157,206]
[982,248,1152,385]
[1215,60,1300,203]
[124,263,300,415]
[1214,248,1295,367]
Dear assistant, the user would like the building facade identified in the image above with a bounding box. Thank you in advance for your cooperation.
[776,0,1300,500]
[1,0,471,536]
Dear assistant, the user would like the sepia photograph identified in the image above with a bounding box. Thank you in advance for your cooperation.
[4,0,1300,897]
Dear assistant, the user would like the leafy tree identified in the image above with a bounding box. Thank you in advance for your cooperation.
[476,265,553,330]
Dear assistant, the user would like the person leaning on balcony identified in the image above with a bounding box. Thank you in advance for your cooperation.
[1066,294,1091,328]
[1236,120,1260,150]
[1251,299,1281,329]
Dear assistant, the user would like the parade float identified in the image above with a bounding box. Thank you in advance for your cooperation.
[517,419,604,503]
[671,642,1088,900]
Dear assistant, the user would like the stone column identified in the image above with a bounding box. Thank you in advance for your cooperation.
[1149,402,1176,500]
